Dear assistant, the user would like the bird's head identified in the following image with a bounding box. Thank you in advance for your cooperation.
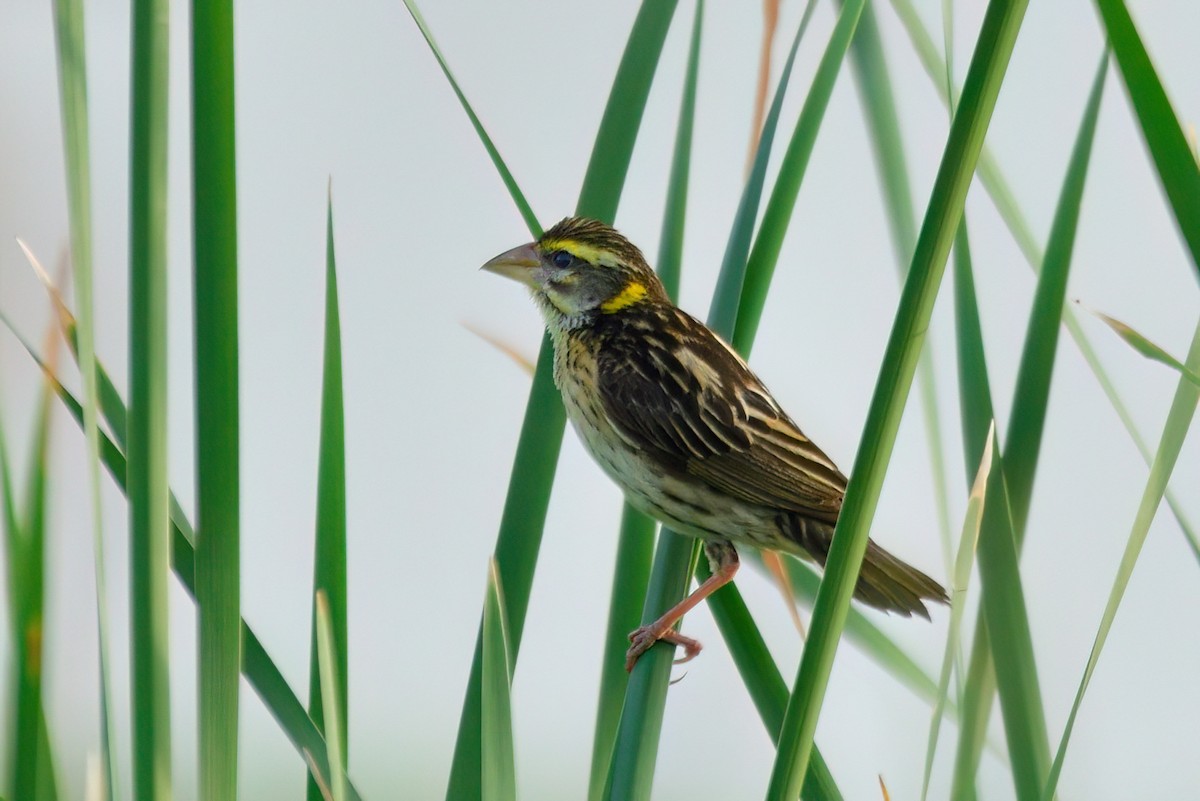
[482,217,668,330]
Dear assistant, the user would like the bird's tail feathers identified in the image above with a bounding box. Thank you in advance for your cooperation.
[781,514,947,617]
[852,540,947,619]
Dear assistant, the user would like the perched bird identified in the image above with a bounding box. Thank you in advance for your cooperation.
[483,217,946,671]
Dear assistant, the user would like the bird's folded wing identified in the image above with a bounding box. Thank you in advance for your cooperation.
[597,329,845,522]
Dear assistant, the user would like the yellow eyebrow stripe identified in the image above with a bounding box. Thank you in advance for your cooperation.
[541,238,620,267]
[600,281,648,313]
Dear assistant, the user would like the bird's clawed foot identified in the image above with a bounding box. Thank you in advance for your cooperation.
[625,625,703,672]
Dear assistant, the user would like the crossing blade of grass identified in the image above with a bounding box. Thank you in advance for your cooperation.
[49,0,117,793]
[1043,317,1200,800]
[588,5,702,798]
[400,0,539,235]
[1093,0,1200,279]
[426,3,681,797]
[888,0,1200,556]
[843,0,955,576]
[307,193,349,801]
[482,559,516,801]
[128,0,172,796]
[952,217,1051,801]
[779,556,941,705]
[7,346,369,801]
[192,0,242,797]
[951,55,1108,795]
[603,7,821,799]
[921,427,992,801]
[1080,306,1200,387]
[315,591,348,801]
[765,0,1030,795]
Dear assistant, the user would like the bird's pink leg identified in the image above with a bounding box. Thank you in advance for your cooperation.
[625,542,739,672]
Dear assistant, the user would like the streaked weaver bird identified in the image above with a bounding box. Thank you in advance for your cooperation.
[484,216,947,671]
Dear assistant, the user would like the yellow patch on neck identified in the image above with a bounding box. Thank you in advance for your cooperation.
[600,281,648,313]
[541,238,620,267]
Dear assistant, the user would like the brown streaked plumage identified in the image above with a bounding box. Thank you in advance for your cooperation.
[483,216,947,670]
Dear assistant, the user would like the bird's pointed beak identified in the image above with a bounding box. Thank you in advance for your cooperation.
[481,242,540,288]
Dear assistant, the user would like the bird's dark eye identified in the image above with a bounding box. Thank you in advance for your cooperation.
[552,250,573,269]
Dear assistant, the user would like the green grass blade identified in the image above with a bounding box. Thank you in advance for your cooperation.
[845,0,955,574]
[435,4,680,797]
[973,452,1048,801]
[128,0,172,795]
[589,505,655,801]
[35,710,60,801]
[399,0,539,235]
[192,0,241,796]
[709,0,817,335]
[482,560,516,801]
[731,0,864,347]
[765,1,1030,795]
[14,350,369,801]
[307,193,350,801]
[244,632,363,801]
[1005,53,1108,532]
[1043,318,1200,800]
[888,0,1200,556]
[0,412,19,626]
[600,532,699,801]
[314,591,348,801]
[9,374,56,801]
[603,7,817,798]
[1093,0,1200,279]
[48,0,116,792]
[9,265,128,453]
[948,222,994,801]
[846,1,916,264]
[952,219,995,472]
[1082,307,1200,387]
[921,428,992,801]
[588,5,702,797]
[654,1,701,305]
[953,216,1051,800]
[951,56,1108,794]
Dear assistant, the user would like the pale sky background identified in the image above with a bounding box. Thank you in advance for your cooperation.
[1,1,1198,799]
